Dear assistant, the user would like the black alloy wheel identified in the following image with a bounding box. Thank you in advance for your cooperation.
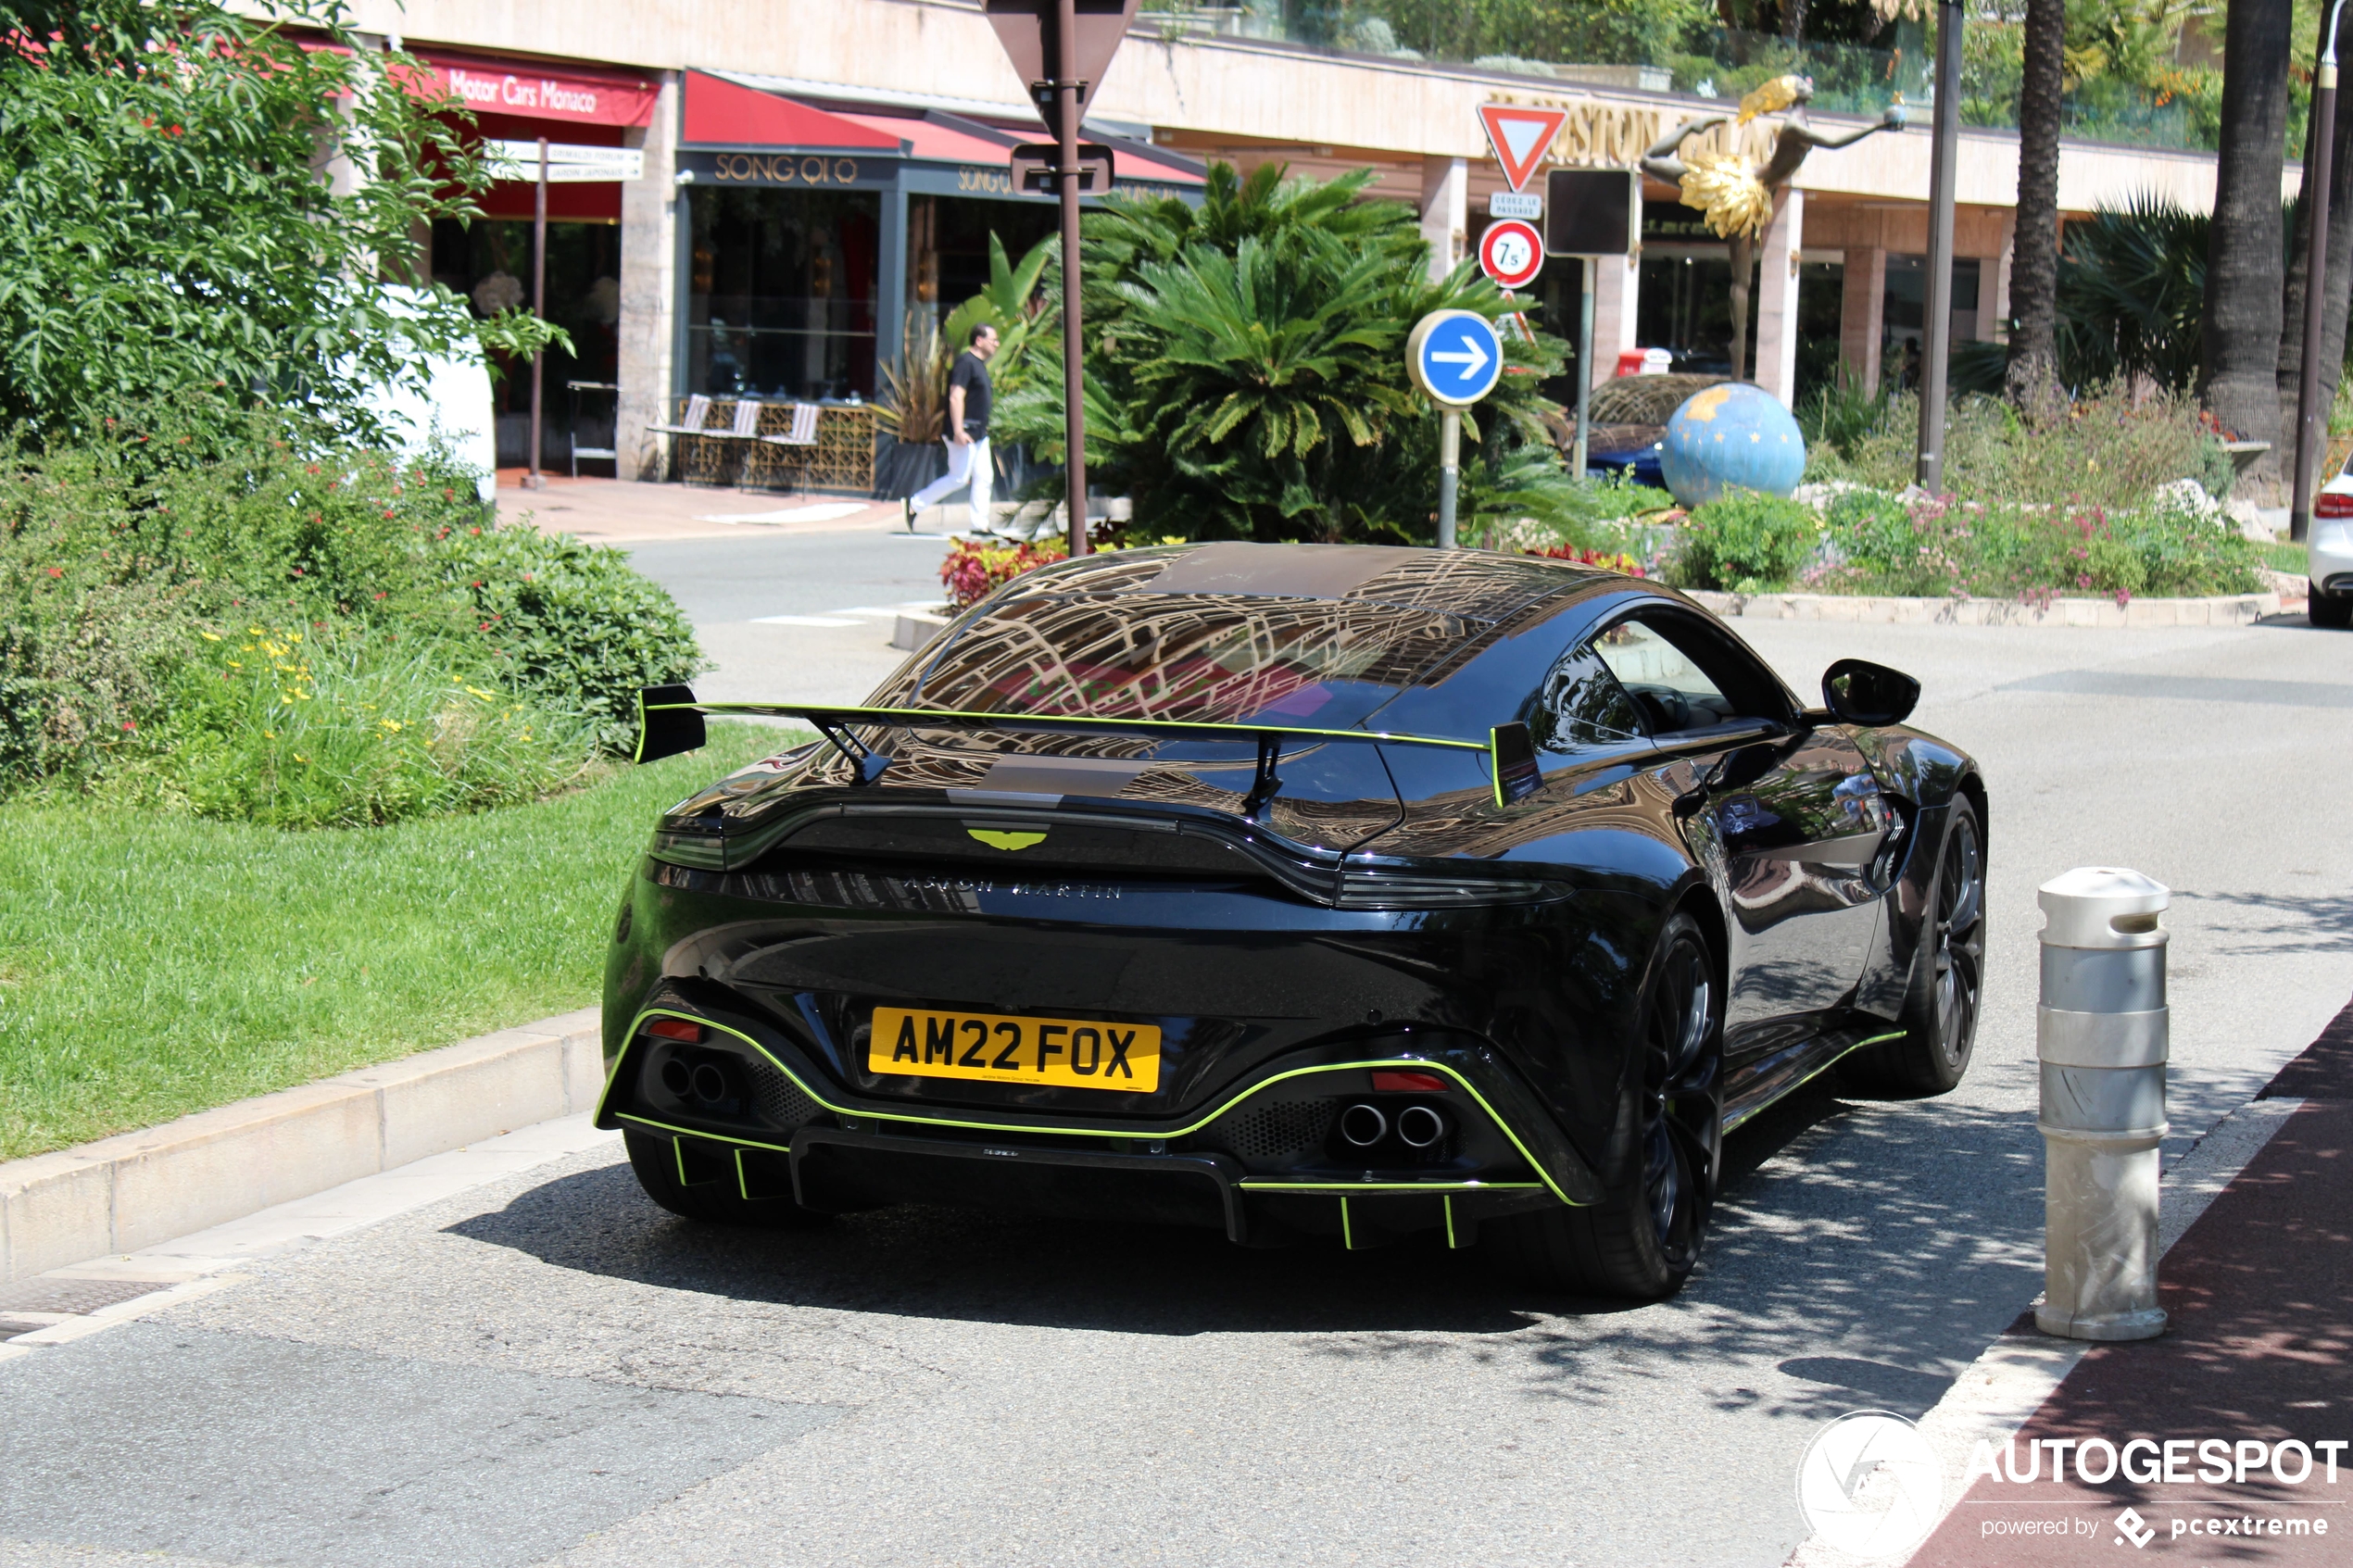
[1845,797,1984,1097]
[1486,913,1722,1299]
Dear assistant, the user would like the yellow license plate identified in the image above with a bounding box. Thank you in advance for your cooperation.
[868,1007,1162,1092]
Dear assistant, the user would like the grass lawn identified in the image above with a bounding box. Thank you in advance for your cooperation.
[2259,540,2315,577]
[0,721,783,1161]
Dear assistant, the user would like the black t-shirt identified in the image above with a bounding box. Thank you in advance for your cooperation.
[948,349,992,438]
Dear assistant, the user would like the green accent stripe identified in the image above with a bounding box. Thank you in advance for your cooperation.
[611,1006,1588,1207]
[1235,1180,1544,1193]
[643,701,1491,755]
[1340,1196,1353,1249]
[1721,1030,1905,1133]
[1444,1194,1457,1249]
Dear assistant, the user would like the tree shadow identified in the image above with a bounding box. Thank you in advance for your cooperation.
[446,1075,2044,1416]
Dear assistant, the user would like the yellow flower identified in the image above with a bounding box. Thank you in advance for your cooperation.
[226,660,243,670]
[247,626,264,635]
[199,631,221,642]
[294,754,308,763]
[263,730,276,739]
[379,718,403,732]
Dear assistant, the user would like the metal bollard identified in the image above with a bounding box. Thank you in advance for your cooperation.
[2035,867,2170,1341]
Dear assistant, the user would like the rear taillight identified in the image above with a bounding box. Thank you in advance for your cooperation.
[2314,491,2353,518]
[647,1018,702,1043]
[1372,1070,1449,1093]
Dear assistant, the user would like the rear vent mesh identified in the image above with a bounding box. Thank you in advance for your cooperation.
[747,1055,823,1132]
[1200,1098,1337,1160]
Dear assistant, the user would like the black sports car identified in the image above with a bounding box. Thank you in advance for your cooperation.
[599,543,1985,1298]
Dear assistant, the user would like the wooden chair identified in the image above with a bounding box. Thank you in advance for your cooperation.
[752,403,821,494]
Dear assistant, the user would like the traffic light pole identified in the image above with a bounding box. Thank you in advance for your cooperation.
[1055,0,1088,558]
[2292,0,2347,545]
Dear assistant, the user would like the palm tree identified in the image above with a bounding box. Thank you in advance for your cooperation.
[2004,0,2066,412]
[2198,0,2294,494]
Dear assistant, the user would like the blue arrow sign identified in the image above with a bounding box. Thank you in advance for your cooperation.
[1408,310,1504,408]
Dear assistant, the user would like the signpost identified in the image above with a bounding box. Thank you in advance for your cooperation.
[1407,310,1505,548]
[1544,169,1639,483]
[484,139,645,491]
[983,0,1140,558]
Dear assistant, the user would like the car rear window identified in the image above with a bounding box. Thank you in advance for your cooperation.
[913,592,1475,730]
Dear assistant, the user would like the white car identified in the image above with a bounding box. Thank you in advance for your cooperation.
[2313,459,2353,628]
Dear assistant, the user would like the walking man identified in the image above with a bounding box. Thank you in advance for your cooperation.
[904,323,1000,533]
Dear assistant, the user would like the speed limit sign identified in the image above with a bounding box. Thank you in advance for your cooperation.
[1478,219,1544,290]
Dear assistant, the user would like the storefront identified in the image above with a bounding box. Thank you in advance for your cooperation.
[410,48,659,470]
[672,71,1204,407]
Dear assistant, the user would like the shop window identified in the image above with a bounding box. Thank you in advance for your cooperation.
[1879,256,1979,395]
[901,195,1055,347]
[1793,260,1845,405]
[686,186,880,402]
[430,216,622,470]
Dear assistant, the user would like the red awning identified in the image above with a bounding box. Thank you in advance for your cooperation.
[409,48,657,129]
[682,70,903,151]
[829,110,1016,165]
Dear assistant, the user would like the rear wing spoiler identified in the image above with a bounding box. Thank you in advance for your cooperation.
[631,685,1541,808]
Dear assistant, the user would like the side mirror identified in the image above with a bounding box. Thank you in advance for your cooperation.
[1490,721,1541,806]
[1820,659,1920,727]
[635,684,707,763]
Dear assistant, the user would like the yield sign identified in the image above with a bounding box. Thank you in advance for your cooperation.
[1477,104,1567,193]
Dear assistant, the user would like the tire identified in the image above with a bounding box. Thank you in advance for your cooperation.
[1842,797,1984,1097]
[2310,586,2352,629]
[623,1129,831,1230]
[1485,913,1722,1300]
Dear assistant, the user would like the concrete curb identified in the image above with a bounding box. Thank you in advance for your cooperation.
[891,608,952,652]
[1685,588,2281,626]
[0,1007,604,1285]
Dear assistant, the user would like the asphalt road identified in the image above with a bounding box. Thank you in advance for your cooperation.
[5,591,2350,1568]
[622,525,951,710]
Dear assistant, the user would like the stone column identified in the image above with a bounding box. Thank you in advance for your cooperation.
[617,71,681,482]
[1986,209,2017,342]
[1420,156,1466,282]
[1752,189,1804,405]
[1590,250,1641,389]
[1839,245,1887,393]
[875,175,910,389]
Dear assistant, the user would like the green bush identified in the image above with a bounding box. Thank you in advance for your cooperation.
[123,620,595,828]
[1834,387,2228,509]
[436,526,704,753]
[0,410,700,816]
[1814,490,2262,600]
[1665,492,1822,593]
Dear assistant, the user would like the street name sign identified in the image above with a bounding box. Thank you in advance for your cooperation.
[484,139,644,182]
[1476,104,1567,193]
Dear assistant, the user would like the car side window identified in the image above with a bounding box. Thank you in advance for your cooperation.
[1529,646,1646,754]
[1590,611,1792,734]
[1589,619,1737,734]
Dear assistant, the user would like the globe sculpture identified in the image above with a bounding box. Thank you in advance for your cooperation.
[1659,383,1806,507]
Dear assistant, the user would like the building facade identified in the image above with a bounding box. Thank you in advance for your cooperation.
[340,0,2288,482]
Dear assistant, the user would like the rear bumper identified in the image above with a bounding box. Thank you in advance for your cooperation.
[596,986,1608,1237]
[2309,516,2353,594]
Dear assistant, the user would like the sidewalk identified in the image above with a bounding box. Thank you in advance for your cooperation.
[1911,996,2353,1563]
[492,472,911,546]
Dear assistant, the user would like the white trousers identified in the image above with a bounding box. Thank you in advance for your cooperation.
[909,435,992,526]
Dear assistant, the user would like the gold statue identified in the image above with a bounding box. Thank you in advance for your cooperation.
[1640,76,1906,385]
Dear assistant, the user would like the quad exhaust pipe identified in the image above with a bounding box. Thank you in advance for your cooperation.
[1339,1101,1450,1149]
